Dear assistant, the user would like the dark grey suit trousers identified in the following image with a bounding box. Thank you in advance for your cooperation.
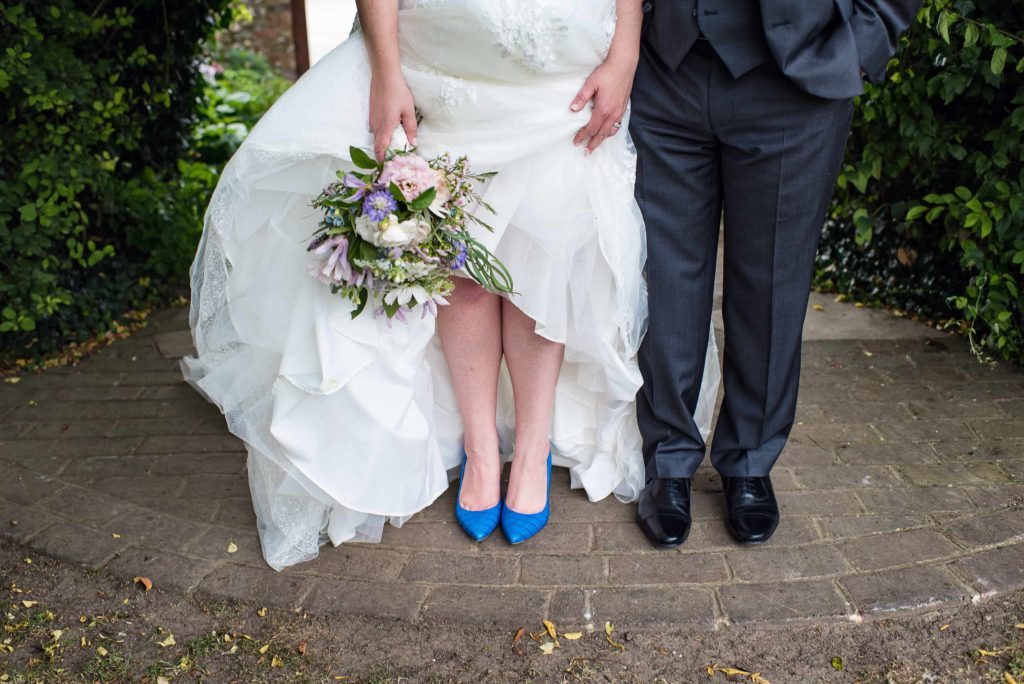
[630,38,854,479]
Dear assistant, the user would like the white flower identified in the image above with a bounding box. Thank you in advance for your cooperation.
[384,285,429,307]
[377,215,431,247]
[355,214,382,245]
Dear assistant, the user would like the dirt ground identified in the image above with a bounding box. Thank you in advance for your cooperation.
[1,538,1022,684]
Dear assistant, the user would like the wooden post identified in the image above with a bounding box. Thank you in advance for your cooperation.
[290,0,310,76]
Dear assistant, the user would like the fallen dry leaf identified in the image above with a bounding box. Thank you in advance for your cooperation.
[512,627,524,643]
[562,632,583,640]
[831,656,844,670]
[939,623,950,631]
[96,646,109,657]
[1015,623,1024,630]
[227,542,239,554]
[543,619,558,642]
[259,644,270,654]
[157,634,176,648]
[257,607,268,617]
[133,576,153,592]
[297,641,307,656]
[604,622,624,651]
[539,642,556,655]
[4,377,20,384]
[20,600,37,608]
[1004,673,1017,684]
[157,677,171,684]
[812,304,825,312]
[111,533,121,539]
[271,655,284,668]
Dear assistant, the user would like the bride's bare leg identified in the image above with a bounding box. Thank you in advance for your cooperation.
[502,298,565,514]
[437,278,503,511]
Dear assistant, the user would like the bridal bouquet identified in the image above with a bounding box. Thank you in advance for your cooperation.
[306,146,513,321]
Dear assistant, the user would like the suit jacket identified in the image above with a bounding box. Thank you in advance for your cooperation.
[643,0,921,99]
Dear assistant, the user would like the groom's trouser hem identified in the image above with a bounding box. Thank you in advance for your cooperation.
[644,450,707,480]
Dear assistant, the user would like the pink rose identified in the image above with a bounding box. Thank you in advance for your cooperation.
[379,154,438,201]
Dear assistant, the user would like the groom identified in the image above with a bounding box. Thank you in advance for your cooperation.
[630,0,920,546]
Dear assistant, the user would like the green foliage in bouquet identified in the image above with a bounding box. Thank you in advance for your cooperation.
[817,0,1024,363]
[0,1,287,366]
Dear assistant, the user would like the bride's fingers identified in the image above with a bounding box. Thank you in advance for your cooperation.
[373,118,397,160]
[574,108,608,147]
[401,109,419,148]
[570,79,597,113]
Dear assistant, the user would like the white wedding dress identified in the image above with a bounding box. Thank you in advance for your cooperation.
[181,0,720,570]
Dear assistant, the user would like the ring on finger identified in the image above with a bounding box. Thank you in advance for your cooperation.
[611,121,622,129]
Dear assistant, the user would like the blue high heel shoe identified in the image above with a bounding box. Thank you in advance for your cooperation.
[454,452,501,542]
[501,451,552,545]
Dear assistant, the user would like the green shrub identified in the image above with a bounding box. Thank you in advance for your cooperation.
[0,1,290,366]
[818,0,1024,363]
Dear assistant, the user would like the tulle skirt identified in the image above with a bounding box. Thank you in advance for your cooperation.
[181,0,720,570]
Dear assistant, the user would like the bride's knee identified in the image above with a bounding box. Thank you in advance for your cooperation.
[448,277,494,307]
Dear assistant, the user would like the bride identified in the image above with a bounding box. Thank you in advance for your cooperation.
[182,0,719,570]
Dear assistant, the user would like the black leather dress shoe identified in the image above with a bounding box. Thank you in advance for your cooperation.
[722,475,780,544]
[636,478,692,548]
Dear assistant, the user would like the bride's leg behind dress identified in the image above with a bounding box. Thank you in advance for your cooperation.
[437,278,503,511]
[501,297,565,515]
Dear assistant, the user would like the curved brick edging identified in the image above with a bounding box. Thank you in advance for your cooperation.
[2,305,1024,627]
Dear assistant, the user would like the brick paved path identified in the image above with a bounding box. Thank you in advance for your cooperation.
[2,297,1023,628]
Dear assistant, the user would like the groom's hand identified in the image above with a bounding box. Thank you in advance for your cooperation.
[571,53,637,154]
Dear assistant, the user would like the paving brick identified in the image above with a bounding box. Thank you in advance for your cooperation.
[547,589,591,624]
[422,586,548,624]
[848,382,935,403]
[593,522,654,552]
[379,521,479,552]
[995,399,1024,417]
[950,543,1024,595]
[213,498,257,529]
[719,580,852,623]
[690,517,821,550]
[478,523,593,554]
[898,462,1010,487]
[10,452,70,477]
[792,465,900,490]
[186,527,266,567]
[196,564,315,609]
[778,490,863,517]
[607,552,727,585]
[0,465,65,506]
[103,547,219,593]
[875,366,971,384]
[92,474,187,502]
[62,455,155,481]
[875,421,977,444]
[1000,459,1024,482]
[934,441,1024,462]
[520,555,607,586]
[0,501,61,543]
[818,402,914,424]
[137,434,244,454]
[80,401,175,420]
[858,487,974,515]
[23,420,111,439]
[400,552,517,585]
[8,402,88,421]
[726,545,851,582]
[841,565,971,615]
[549,489,636,523]
[300,546,409,581]
[834,443,940,465]
[181,473,249,499]
[588,586,716,625]
[816,515,930,540]
[31,521,128,569]
[306,578,426,620]
[959,484,1024,509]
[906,401,1006,421]
[791,423,884,446]
[970,420,1024,441]
[943,508,1024,549]
[778,443,839,466]
[104,510,209,550]
[838,529,961,572]
[148,452,245,477]
[145,495,222,523]
[39,486,141,527]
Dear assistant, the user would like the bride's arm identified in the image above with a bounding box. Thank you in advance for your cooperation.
[570,0,643,154]
[357,0,418,160]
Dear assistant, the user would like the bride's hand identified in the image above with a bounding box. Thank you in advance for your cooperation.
[570,52,638,154]
[369,69,418,160]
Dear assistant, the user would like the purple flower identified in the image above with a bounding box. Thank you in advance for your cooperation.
[450,241,468,270]
[342,173,373,202]
[362,190,397,221]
